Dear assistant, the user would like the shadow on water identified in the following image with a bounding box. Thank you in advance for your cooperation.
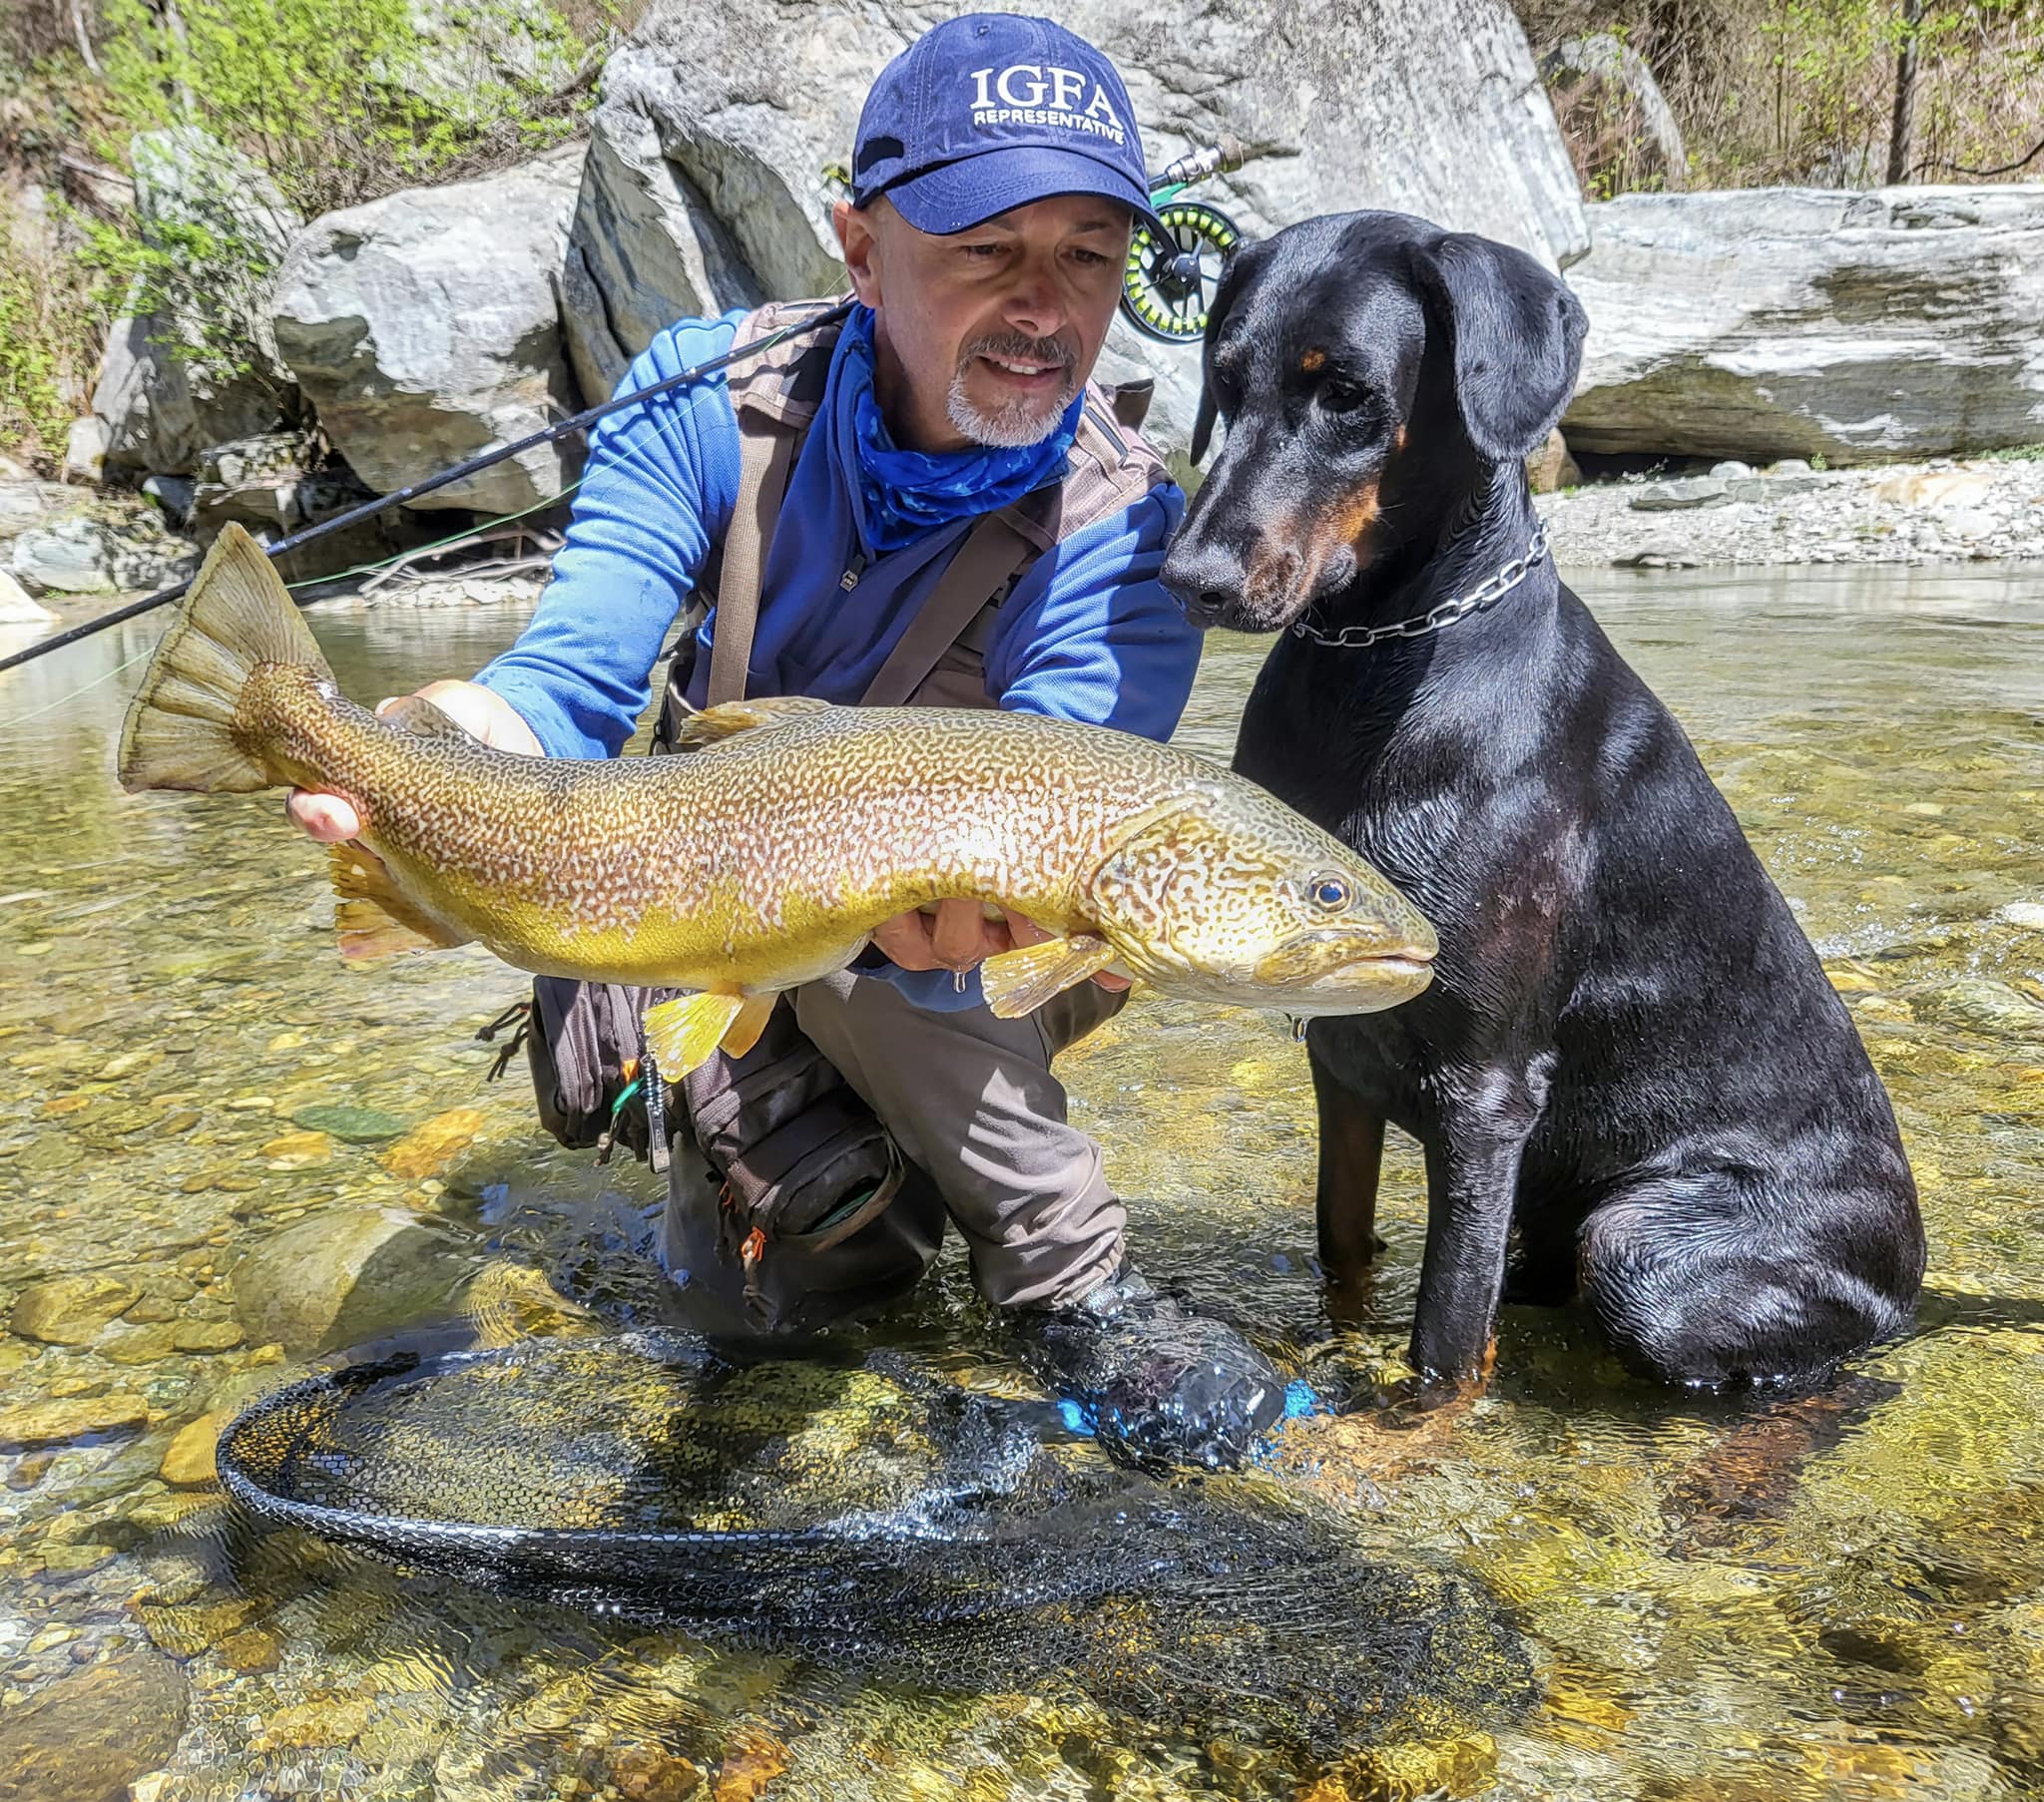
[3,565,2044,1798]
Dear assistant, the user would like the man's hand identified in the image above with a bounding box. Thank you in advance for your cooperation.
[870,901,1131,992]
[286,679,542,843]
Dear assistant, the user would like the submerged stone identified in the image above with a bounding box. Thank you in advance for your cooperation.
[0,1644,189,1801]
[230,1204,471,1353]
[10,1274,140,1345]
[289,1102,407,1142]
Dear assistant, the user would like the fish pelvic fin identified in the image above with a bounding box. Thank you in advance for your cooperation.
[329,842,472,961]
[719,992,779,1060]
[642,991,771,1079]
[667,695,833,751]
[378,694,475,740]
[978,933,1116,1019]
[118,523,333,795]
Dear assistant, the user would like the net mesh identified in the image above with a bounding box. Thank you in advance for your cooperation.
[218,1332,1533,1752]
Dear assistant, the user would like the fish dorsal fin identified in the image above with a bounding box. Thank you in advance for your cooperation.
[978,933,1117,1019]
[668,695,833,751]
[379,694,476,740]
[328,843,473,961]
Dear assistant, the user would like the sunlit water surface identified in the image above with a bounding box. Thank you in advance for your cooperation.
[1,565,2042,1800]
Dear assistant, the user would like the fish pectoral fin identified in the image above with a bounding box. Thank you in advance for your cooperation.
[719,992,779,1061]
[327,843,472,962]
[667,695,834,751]
[378,694,475,740]
[642,991,756,1079]
[978,933,1117,1019]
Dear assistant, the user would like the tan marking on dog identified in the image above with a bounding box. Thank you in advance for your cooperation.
[1300,348,1326,372]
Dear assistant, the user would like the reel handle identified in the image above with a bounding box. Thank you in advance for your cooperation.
[1149,136,1248,193]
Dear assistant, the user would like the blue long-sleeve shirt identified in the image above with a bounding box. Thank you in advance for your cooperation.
[473,307,1202,1011]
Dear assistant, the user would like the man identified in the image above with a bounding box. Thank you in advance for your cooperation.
[289,13,1287,1468]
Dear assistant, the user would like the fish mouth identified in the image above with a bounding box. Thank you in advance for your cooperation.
[1251,934,1437,1010]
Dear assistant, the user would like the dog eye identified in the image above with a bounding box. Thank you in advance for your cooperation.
[1317,380,1373,415]
[1307,876,1351,912]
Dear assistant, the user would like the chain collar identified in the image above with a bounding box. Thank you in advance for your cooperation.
[1288,523,1551,650]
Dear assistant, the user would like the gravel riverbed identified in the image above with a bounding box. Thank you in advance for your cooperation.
[1539,454,2044,570]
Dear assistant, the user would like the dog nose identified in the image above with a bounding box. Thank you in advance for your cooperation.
[1161,540,1245,627]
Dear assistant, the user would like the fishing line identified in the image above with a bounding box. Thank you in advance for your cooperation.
[0,481,589,734]
[0,298,855,679]
[0,312,744,735]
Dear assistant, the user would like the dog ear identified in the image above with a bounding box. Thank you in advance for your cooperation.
[1189,243,1249,466]
[1414,233,1587,464]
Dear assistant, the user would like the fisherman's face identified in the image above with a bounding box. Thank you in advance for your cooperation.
[835,194,1132,454]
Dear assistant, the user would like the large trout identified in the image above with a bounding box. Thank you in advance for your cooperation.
[118,525,1435,1076]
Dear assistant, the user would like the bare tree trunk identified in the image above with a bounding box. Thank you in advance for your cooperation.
[1886,0,1925,186]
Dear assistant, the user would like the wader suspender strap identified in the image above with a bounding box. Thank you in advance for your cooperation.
[857,512,1036,707]
[706,418,798,707]
[701,424,1038,714]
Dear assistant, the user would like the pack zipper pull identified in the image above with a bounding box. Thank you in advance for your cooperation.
[839,553,867,592]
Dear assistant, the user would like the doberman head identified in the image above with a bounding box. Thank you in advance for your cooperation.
[1163,212,1588,633]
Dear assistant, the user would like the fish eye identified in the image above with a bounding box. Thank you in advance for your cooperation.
[1307,875,1350,912]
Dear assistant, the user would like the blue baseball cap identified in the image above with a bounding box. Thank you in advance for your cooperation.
[851,14,1164,238]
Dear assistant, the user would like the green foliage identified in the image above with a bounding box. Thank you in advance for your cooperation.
[0,0,627,464]
[0,202,109,462]
[1524,0,2044,197]
[0,271,73,460]
[97,0,610,220]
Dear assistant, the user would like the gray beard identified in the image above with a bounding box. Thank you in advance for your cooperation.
[945,336,1079,448]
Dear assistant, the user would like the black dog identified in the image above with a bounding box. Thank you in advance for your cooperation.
[1161,212,1924,1389]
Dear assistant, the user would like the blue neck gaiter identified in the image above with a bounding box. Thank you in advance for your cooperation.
[833,305,1082,558]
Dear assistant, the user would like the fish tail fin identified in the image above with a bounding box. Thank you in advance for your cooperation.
[118,524,332,794]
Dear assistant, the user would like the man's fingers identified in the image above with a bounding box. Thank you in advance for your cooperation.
[929,897,987,971]
[871,911,941,972]
[287,790,361,842]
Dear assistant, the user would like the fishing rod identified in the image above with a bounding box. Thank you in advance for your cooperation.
[0,298,856,677]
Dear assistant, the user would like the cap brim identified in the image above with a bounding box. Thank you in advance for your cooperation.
[883,146,1167,241]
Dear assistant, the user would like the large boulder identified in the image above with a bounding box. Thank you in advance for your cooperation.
[594,0,1589,461]
[559,106,763,405]
[92,127,301,479]
[231,1204,474,1354]
[1564,186,2044,465]
[271,143,585,513]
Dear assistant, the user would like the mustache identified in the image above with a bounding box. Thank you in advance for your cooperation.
[958,332,1076,374]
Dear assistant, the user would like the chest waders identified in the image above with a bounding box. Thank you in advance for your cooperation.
[510,298,1168,1335]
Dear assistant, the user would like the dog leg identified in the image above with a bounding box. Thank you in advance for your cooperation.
[1310,1042,1385,1325]
[1409,1102,1541,1384]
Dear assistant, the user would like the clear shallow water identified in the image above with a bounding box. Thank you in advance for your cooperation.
[0,566,2042,1799]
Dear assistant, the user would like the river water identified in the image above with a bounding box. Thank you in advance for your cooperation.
[1,564,2042,1800]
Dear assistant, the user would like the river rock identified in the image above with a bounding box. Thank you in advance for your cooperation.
[1526,426,1581,494]
[271,143,585,513]
[0,1644,190,1802]
[599,0,1587,462]
[1565,186,2044,465]
[1630,476,1732,511]
[559,105,762,403]
[1919,979,2044,1039]
[10,1273,140,1345]
[0,1393,151,1448]
[61,417,109,485]
[9,519,116,595]
[0,569,54,625]
[1872,468,1998,509]
[231,1205,472,1354]
[92,128,300,478]
[290,1102,408,1143]
[160,1409,233,1485]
